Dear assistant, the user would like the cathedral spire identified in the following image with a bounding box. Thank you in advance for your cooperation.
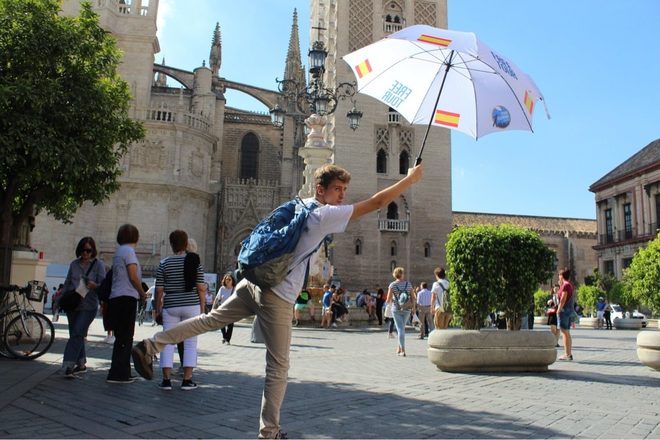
[284,9,305,87]
[209,22,221,76]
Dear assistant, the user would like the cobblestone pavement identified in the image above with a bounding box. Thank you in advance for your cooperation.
[0,316,658,439]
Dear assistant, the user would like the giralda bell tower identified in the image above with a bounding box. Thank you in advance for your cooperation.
[310,0,452,289]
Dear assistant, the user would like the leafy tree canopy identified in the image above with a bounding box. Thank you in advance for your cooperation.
[0,0,144,246]
[577,284,604,316]
[446,224,554,330]
[623,235,660,314]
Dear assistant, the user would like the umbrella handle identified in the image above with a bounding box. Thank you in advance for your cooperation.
[415,156,423,165]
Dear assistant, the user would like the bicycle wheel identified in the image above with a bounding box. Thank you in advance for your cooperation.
[3,312,54,360]
[0,310,21,358]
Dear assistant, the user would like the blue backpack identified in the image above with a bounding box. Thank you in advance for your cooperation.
[236,197,321,288]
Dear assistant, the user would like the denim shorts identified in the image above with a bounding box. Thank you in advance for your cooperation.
[558,312,571,330]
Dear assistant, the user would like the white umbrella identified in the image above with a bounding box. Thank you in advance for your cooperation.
[343,25,550,162]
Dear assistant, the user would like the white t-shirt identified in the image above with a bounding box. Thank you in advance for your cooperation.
[271,198,353,304]
[431,278,450,309]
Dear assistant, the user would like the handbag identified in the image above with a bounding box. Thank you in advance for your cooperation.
[384,303,393,318]
[59,260,97,312]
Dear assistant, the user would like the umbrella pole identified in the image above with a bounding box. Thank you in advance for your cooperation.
[415,50,455,165]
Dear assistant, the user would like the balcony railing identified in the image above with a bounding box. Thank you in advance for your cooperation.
[597,223,658,245]
[379,219,409,232]
[384,22,404,33]
[143,104,211,132]
[388,110,400,124]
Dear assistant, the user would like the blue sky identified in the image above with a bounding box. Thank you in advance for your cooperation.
[155,0,660,220]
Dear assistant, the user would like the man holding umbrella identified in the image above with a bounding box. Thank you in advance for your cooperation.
[132,162,423,439]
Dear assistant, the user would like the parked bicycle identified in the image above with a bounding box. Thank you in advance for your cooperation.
[0,281,55,360]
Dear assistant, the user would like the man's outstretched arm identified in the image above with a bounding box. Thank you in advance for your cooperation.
[350,164,423,221]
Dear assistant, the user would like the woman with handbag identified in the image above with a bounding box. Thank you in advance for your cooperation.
[213,273,236,344]
[62,237,106,378]
[386,266,414,357]
[107,224,147,384]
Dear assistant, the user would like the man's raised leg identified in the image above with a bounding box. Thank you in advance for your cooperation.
[132,279,257,380]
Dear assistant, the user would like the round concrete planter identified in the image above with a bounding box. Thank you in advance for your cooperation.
[613,317,643,330]
[578,317,599,329]
[427,329,557,373]
[636,331,660,371]
[533,316,546,326]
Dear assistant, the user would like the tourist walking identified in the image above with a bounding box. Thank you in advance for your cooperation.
[131,162,423,438]
[62,237,107,378]
[415,282,433,339]
[386,266,414,357]
[155,230,206,390]
[107,224,146,383]
[214,273,236,344]
[556,268,575,361]
[431,267,452,329]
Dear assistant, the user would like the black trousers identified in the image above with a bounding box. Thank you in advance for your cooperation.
[375,299,384,325]
[108,296,137,380]
[221,323,234,342]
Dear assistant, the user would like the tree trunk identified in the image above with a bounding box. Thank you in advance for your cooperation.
[0,210,14,286]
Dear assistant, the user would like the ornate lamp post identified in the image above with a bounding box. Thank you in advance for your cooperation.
[270,40,362,197]
[269,38,362,286]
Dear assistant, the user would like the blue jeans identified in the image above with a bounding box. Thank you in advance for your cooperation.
[392,310,410,350]
[63,308,97,368]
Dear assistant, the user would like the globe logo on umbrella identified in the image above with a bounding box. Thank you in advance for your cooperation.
[492,106,511,128]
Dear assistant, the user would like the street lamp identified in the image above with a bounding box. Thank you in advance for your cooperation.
[270,40,362,129]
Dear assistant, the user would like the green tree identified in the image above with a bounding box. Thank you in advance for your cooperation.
[533,288,551,316]
[0,0,144,280]
[623,235,660,315]
[446,224,554,330]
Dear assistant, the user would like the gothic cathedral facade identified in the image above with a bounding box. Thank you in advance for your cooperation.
[33,0,451,291]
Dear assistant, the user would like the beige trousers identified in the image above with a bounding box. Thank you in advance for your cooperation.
[434,309,453,329]
[142,279,293,439]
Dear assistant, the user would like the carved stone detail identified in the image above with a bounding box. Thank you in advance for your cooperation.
[399,128,414,151]
[414,0,437,26]
[375,126,390,151]
[349,0,373,51]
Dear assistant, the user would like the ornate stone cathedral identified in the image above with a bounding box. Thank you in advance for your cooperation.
[33,0,453,291]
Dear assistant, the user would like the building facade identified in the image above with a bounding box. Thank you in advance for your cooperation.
[453,212,598,285]
[32,0,453,292]
[589,139,660,279]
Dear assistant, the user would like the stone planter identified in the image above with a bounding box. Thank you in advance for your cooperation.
[427,329,556,373]
[613,317,643,330]
[636,331,660,371]
[578,317,599,329]
[534,316,546,326]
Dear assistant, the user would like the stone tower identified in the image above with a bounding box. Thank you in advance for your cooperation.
[310,0,452,289]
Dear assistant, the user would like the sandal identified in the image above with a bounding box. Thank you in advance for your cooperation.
[558,354,573,361]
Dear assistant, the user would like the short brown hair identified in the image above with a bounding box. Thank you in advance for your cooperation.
[169,230,188,253]
[116,224,139,245]
[75,236,97,258]
[314,164,351,189]
[434,267,446,279]
[559,268,571,280]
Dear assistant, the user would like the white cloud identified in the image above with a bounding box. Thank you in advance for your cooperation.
[156,0,175,38]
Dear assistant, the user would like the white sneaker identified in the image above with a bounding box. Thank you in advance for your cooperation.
[331,323,337,328]
[106,335,115,344]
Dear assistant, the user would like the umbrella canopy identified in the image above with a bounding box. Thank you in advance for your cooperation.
[343,25,549,150]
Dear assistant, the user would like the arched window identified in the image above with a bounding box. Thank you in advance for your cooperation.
[355,239,362,256]
[390,260,397,272]
[393,15,401,23]
[387,202,398,219]
[377,148,387,174]
[424,242,431,258]
[240,133,259,180]
[390,240,397,256]
[385,14,392,22]
[399,150,410,174]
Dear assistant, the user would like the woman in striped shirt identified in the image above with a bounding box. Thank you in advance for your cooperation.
[155,230,206,390]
